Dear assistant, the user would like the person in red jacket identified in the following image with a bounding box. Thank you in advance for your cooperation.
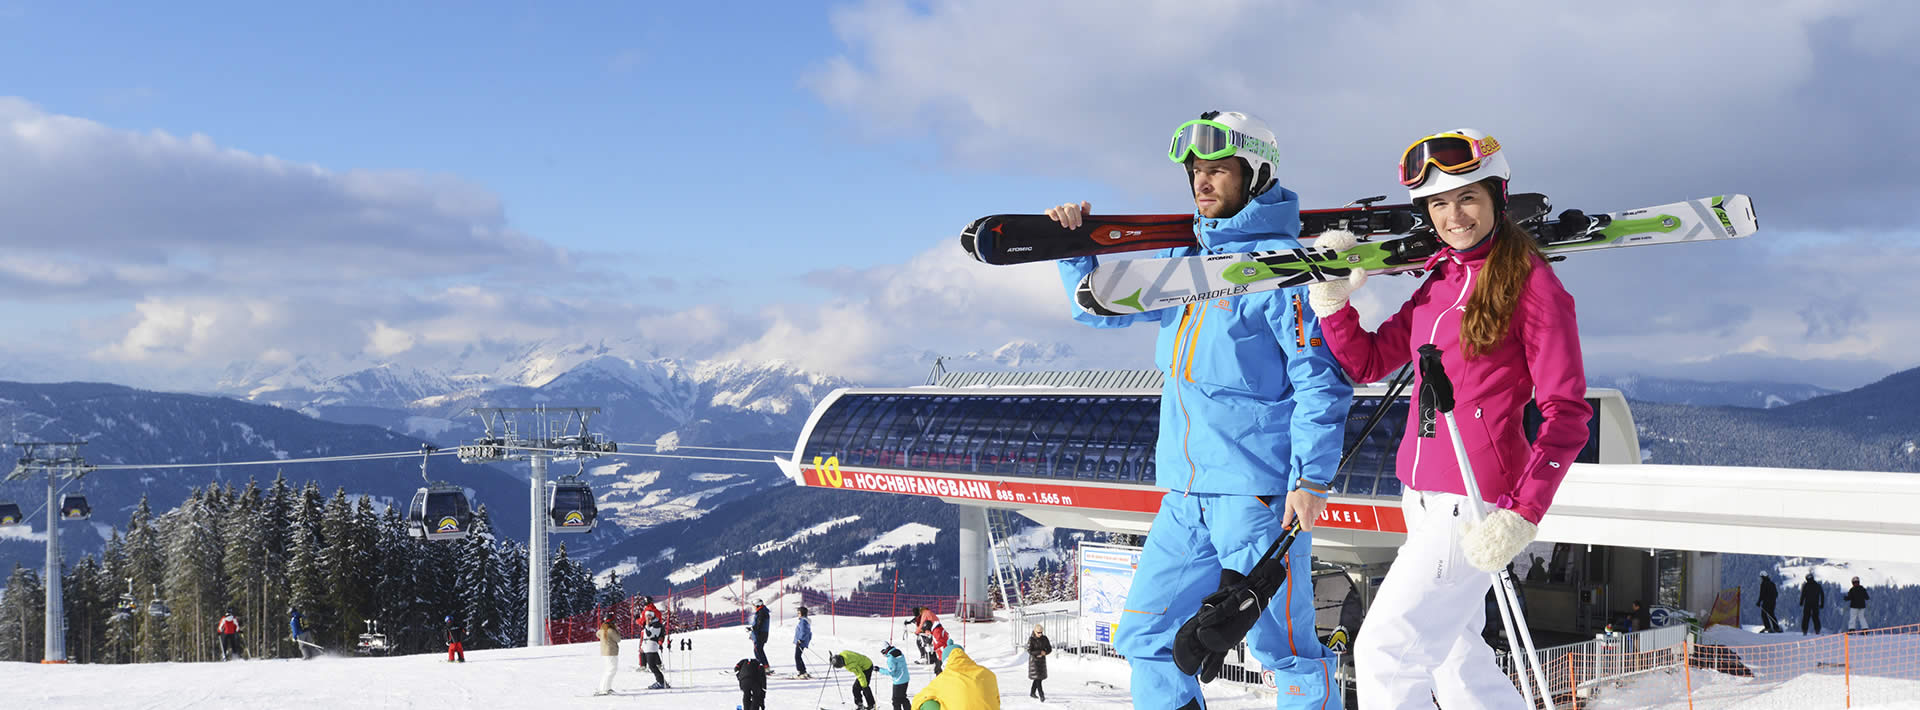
[1308,129,1590,708]
[444,615,466,663]
[926,622,950,676]
[635,595,669,668]
[217,610,243,661]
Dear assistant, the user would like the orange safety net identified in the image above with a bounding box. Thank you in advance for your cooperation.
[1555,622,1920,709]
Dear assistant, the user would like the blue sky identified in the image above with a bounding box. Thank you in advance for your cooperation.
[0,0,1916,388]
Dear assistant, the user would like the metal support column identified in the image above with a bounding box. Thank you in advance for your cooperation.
[44,470,64,663]
[957,505,990,620]
[528,453,549,646]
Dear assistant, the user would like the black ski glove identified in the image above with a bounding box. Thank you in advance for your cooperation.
[1172,540,1296,682]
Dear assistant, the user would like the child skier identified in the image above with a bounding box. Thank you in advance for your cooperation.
[734,657,769,710]
[642,617,670,689]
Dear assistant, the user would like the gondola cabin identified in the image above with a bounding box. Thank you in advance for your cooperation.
[59,494,91,520]
[0,501,21,526]
[408,484,474,541]
[547,479,598,534]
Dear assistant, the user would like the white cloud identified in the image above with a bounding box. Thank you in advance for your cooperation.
[809,0,1920,228]
[367,322,416,357]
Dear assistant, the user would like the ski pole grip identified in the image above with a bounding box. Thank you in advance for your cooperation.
[1416,345,1456,414]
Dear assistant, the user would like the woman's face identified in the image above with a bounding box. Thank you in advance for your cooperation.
[1423,181,1498,250]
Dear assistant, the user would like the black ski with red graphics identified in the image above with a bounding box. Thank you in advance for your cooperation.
[960,193,1547,266]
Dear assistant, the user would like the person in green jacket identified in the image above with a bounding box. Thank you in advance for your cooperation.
[831,649,878,710]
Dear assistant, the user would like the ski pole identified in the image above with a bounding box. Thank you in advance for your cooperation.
[1417,344,1556,709]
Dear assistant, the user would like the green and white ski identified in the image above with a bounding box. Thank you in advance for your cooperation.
[1075,194,1758,316]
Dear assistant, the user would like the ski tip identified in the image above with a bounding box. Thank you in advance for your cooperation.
[959,217,988,261]
[1718,194,1758,237]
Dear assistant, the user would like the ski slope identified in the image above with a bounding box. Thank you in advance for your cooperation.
[2,614,1284,709]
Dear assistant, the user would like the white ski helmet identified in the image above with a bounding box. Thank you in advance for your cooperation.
[1168,110,1281,198]
[1400,127,1509,202]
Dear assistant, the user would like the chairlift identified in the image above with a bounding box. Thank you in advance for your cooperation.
[405,445,474,542]
[0,501,21,526]
[113,580,138,620]
[59,494,90,521]
[547,474,598,534]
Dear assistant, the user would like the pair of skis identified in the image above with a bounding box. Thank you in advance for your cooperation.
[961,194,1760,316]
[962,194,1546,265]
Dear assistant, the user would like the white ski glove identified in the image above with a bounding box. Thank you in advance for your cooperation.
[1462,507,1537,573]
[1306,229,1368,318]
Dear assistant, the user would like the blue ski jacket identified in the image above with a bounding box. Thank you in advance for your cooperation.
[883,645,911,685]
[1057,185,1352,496]
[794,616,812,646]
[289,610,304,636]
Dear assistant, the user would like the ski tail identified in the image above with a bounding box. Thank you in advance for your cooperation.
[964,213,1195,265]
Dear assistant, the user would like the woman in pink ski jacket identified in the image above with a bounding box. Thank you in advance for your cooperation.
[1308,128,1591,709]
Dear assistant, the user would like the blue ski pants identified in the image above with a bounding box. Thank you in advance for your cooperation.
[1114,491,1339,709]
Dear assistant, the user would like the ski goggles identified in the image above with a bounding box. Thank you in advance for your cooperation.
[1398,133,1501,187]
[1167,119,1278,165]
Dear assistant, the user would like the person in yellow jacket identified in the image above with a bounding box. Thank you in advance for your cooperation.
[910,645,1000,710]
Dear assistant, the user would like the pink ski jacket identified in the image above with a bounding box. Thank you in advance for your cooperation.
[1319,234,1591,524]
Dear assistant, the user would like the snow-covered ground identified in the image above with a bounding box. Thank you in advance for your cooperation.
[3,613,1285,709]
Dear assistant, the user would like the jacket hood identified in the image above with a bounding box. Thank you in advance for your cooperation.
[1196,184,1301,252]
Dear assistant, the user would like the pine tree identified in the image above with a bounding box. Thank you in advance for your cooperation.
[63,555,108,663]
[123,495,171,663]
[101,530,137,664]
[221,479,273,659]
[372,505,417,652]
[456,505,507,649]
[161,487,227,661]
[0,564,45,662]
[285,483,329,650]
[319,487,371,649]
[500,540,529,648]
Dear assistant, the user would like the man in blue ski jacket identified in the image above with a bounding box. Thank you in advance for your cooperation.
[1046,110,1352,709]
[793,605,814,679]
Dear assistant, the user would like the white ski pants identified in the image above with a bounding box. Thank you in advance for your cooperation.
[598,655,618,694]
[1355,490,1526,710]
[1849,608,1869,631]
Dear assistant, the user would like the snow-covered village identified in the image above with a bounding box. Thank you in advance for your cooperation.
[4,2,1920,709]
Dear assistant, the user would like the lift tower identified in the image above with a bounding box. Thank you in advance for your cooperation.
[457,408,613,647]
[7,441,93,663]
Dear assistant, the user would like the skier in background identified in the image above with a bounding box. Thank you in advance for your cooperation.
[749,598,771,670]
[1046,109,1351,709]
[1801,573,1826,634]
[831,649,878,710]
[636,594,669,669]
[594,613,621,696]
[641,616,670,689]
[735,656,768,710]
[217,610,244,661]
[289,606,317,659]
[926,622,950,676]
[445,615,466,662]
[1846,576,1870,631]
[882,641,913,710]
[1758,573,1783,633]
[794,605,814,679]
[1310,129,1590,708]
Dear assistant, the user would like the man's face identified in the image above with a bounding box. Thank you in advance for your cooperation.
[1190,157,1248,218]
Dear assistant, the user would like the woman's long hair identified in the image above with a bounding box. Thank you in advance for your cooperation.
[1458,185,1545,358]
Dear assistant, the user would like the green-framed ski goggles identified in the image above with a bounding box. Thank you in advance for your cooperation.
[1167,119,1278,165]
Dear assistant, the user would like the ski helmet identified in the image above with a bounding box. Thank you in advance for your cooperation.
[1168,110,1281,199]
[1400,128,1509,204]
